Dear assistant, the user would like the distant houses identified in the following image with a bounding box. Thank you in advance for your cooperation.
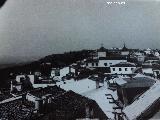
[3,44,160,120]
[98,56,127,67]
[110,62,136,77]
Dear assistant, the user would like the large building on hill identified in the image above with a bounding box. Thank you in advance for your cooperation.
[121,43,130,56]
[97,45,108,58]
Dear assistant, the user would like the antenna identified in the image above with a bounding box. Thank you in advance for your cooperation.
[123,42,126,48]
[101,43,104,47]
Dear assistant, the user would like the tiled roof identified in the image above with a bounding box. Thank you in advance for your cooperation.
[121,44,129,51]
[85,59,99,63]
[145,57,159,61]
[29,85,65,98]
[120,77,155,88]
[99,56,127,60]
[0,98,34,120]
[43,90,108,120]
[142,64,160,70]
[123,81,160,119]
[110,62,136,67]
[97,47,107,52]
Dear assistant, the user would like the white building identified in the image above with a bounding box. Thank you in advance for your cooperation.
[14,74,56,89]
[110,62,136,76]
[98,57,127,67]
[142,67,153,75]
[15,74,35,84]
[11,74,35,92]
[16,75,26,83]
[153,69,160,78]
[154,51,160,57]
[97,46,107,58]
[142,65,160,77]
[121,44,130,56]
[133,51,145,62]
[50,68,60,78]
[144,48,152,55]
[137,55,145,63]
[142,60,159,66]
[85,56,127,68]
[85,59,99,68]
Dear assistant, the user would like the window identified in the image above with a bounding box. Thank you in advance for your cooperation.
[104,63,107,66]
[92,63,94,66]
[125,68,128,71]
[119,68,122,71]
[131,68,134,71]
[109,63,112,65]
[112,68,115,71]
[96,63,98,66]
[86,63,88,66]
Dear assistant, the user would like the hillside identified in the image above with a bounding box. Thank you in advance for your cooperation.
[0,49,93,89]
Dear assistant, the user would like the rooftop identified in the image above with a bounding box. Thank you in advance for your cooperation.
[0,98,34,120]
[99,56,127,60]
[56,78,100,94]
[56,76,118,119]
[110,62,136,67]
[29,85,65,98]
[97,46,107,52]
[115,75,156,88]
[83,85,118,119]
[85,59,99,63]
[42,90,108,120]
[121,43,129,51]
[123,81,160,119]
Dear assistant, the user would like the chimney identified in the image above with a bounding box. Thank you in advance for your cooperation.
[48,97,52,103]
[10,81,13,93]
[22,93,27,103]
[96,80,100,89]
[69,66,71,73]
[35,98,43,113]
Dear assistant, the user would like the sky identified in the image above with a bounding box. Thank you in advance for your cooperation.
[0,0,160,63]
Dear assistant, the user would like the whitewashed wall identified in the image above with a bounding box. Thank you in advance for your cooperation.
[121,51,129,55]
[98,52,106,58]
[16,85,22,91]
[99,60,127,67]
[137,56,145,62]
[110,67,136,74]
[70,67,76,73]
[142,68,153,74]
[86,62,98,67]
[26,93,38,102]
[28,75,35,84]
[16,75,25,82]
[153,70,160,77]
